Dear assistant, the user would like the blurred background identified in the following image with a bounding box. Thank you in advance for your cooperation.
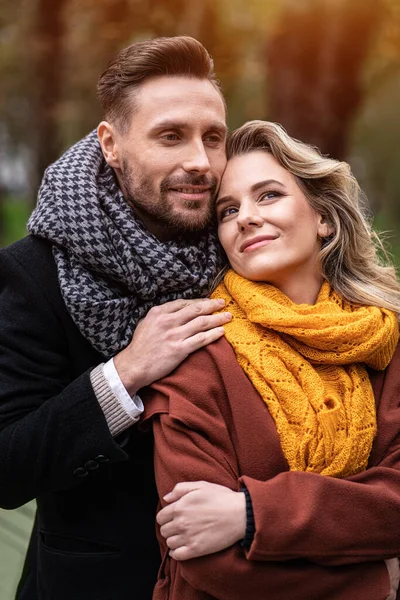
[1,0,400,596]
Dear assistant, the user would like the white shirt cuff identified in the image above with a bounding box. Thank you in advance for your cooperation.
[103,358,144,420]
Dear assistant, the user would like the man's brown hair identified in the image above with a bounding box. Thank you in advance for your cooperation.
[97,36,224,133]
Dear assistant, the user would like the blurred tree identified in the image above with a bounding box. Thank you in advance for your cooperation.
[351,0,400,226]
[267,0,385,159]
[30,0,67,197]
[1,0,400,246]
[0,0,25,244]
[62,0,255,142]
[0,0,28,145]
[62,0,133,142]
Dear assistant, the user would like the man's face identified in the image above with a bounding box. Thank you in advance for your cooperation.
[106,76,227,239]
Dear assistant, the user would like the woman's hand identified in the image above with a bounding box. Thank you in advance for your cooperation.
[156,481,246,560]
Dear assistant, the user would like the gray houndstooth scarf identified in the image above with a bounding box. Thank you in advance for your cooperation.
[28,130,225,359]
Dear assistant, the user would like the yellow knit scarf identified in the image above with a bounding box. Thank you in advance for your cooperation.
[212,271,399,478]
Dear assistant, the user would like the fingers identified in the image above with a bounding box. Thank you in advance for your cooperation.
[151,297,223,317]
[159,520,178,540]
[157,483,246,562]
[158,483,211,534]
[169,546,192,561]
[182,326,226,353]
[150,298,206,314]
[163,481,204,503]
[164,534,184,551]
[160,297,228,327]
[156,504,174,527]
[157,483,199,527]
[178,312,231,342]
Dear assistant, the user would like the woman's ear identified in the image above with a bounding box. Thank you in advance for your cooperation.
[317,216,335,239]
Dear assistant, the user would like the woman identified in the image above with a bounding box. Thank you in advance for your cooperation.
[141,121,400,600]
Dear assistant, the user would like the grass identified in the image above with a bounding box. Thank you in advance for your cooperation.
[0,502,35,599]
[372,212,400,270]
[0,197,31,248]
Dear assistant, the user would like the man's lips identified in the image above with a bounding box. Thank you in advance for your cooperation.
[169,186,212,200]
[240,235,278,253]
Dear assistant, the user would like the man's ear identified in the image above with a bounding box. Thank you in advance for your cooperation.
[97,121,121,169]
[317,216,335,239]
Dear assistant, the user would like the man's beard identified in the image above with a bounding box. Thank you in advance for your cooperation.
[120,160,218,233]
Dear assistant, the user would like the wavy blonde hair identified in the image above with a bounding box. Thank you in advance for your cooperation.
[225,120,400,314]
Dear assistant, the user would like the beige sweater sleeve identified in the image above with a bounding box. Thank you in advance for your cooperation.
[90,364,139,437]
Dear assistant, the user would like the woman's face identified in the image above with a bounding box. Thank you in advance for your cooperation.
[216,151,330,302]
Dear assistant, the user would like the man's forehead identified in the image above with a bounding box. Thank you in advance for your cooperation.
[134,75,226,120]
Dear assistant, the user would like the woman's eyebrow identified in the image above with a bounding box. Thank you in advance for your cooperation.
[250,179,285,193]
[215,194,234,208]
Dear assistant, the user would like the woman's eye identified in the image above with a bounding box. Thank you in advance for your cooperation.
[260,191,280,201]
[219,206,238,220]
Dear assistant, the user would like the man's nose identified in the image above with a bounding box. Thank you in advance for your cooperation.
[182,141,211,174]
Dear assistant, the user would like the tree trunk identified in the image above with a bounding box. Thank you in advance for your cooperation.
[267,0,384,159]
[29,0,67,203]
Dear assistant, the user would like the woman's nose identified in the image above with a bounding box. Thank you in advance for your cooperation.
[236,210,264,232]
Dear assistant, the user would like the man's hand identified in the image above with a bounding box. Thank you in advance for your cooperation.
[156,481,246,561]
[113,298,231,395]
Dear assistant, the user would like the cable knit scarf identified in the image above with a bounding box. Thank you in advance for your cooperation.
[28,130,225,358]
[212,270,399,478]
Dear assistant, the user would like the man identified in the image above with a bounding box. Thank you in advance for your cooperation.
[0,36,230,600]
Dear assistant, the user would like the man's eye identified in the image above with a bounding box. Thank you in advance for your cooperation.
[204,134,221,143]
[161,133,179,141]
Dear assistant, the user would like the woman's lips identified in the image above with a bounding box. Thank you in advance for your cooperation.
[240,236,277,252]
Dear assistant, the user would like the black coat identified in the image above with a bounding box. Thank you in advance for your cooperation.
[0,236,160,600]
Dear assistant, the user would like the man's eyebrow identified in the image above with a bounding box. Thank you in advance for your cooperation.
[149,120,188,132]
[216,179,285,207]
[207,122,228,135]
[149,120,227,134]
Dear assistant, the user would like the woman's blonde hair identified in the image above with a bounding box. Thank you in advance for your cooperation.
[226,120,400,314]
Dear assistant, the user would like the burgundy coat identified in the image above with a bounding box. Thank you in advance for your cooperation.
[142,336,400,600]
